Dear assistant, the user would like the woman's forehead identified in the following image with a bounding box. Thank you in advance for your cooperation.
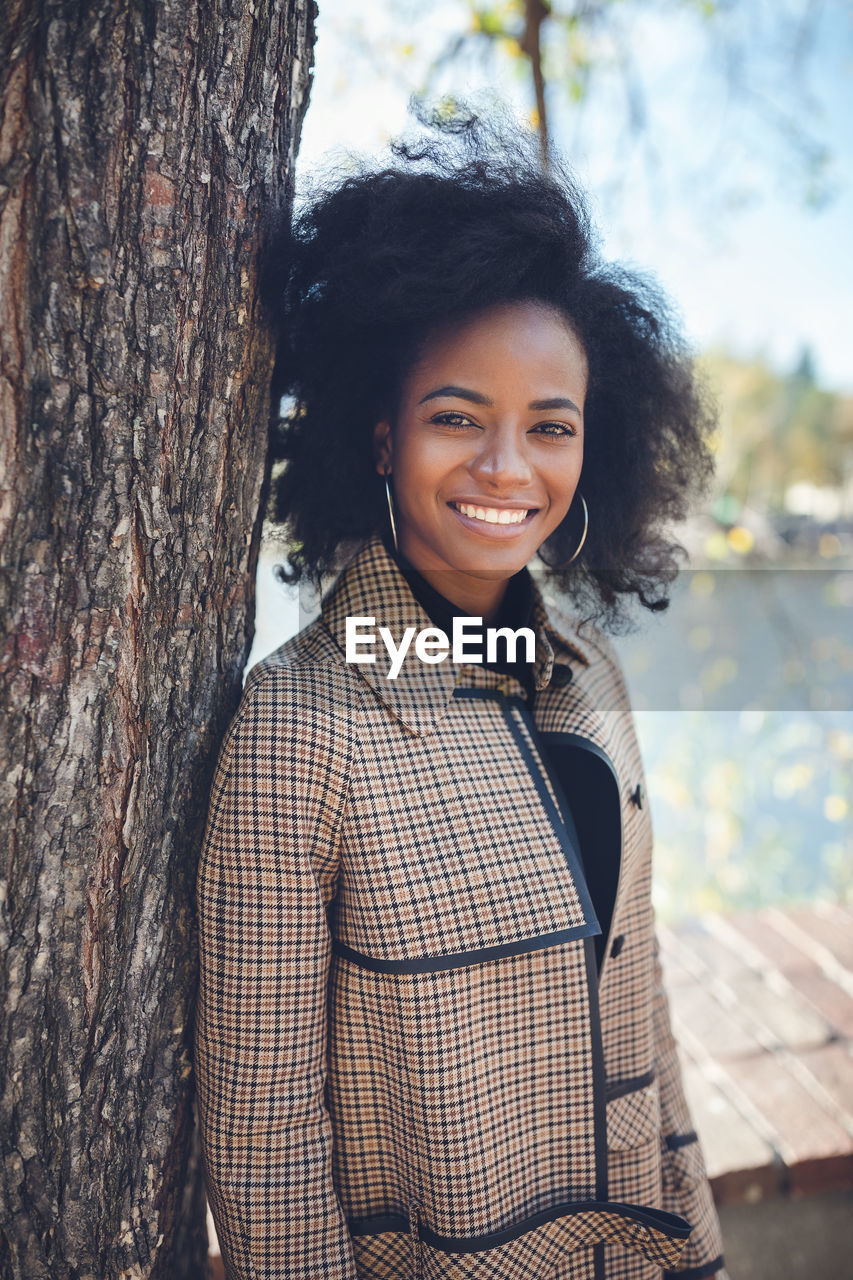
[403,301,589,396]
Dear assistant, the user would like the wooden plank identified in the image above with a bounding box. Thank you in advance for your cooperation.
[786,970,853,1040]
[785,1153,853,1197]
[766,906,853,1001]
[724,1053,853,1178]
[667,1014,794,1165]
[681,1062,779,1201]
[725,971,831,1052]
[726,909,819,975]
[667,917,746,984]
[782,904,853,974]
[669,919,832,1052]
[797,1043,853,1124]
[669,981,764,1061]
[701,911,850,1039]
[720,907,853,1039]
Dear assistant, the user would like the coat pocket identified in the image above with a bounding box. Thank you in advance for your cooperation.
[351,1229,412,1278]
[348,1215,415,1279]
[606,1075,660,1151]
[606,1076,663,1208]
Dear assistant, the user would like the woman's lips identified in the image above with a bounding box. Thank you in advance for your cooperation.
[448,500,539,536]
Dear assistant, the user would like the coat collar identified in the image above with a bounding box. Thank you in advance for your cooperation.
[319,534,592,736]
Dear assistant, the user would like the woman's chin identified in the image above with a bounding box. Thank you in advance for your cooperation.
[437,548,533,579]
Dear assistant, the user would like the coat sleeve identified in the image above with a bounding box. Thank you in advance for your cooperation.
[652,928,729,1280]
[193,662,359,1280]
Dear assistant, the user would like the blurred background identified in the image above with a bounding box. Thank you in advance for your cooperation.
[250,0,852,923]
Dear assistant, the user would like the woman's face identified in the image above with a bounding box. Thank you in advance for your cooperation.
[373,299,587,611]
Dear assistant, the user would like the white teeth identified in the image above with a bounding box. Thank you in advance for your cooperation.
[455,502,529,525]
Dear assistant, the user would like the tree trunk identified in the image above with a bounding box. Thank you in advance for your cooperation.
[0,1,315,1276]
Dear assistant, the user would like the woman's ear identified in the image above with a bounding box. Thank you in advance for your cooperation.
[373,420,393,475]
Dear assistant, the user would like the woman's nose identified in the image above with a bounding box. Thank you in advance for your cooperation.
[469,427,534,489]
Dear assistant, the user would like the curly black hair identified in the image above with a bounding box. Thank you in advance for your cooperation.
[264,107,716,631]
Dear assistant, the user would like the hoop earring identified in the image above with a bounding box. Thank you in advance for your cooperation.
[565,493,589,564]
[384,469,399,555]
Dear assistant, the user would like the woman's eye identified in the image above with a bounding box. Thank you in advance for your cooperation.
[431,412,475,429]
[533,421,577,437]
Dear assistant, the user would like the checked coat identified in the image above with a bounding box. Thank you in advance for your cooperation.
[194,533,728,1280]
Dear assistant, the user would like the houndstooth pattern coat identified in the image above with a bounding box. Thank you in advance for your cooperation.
[194,533,728,1280]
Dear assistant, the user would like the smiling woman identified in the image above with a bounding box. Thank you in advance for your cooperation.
[194,110,729,1280]
[371,300,587,619]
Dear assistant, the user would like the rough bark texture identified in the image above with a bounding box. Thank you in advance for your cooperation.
[0,1,315,1275]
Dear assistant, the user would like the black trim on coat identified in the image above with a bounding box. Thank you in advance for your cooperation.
[348,1198,692,1251]
[539,730,620,779]
[663,1255,725,1279]
[348,1213,410,1236]
[583,935,609,1204]
[606,1070,657,1102]
[583,933,609,1280]
[331,924,595,973]
[665,1130,699,1151]
[539,729,624,985]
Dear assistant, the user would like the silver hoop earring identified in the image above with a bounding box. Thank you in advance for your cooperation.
[384,469,399,555]
[565,493,589,564]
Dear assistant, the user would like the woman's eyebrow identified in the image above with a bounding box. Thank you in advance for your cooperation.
[418,385,493,406]
[529,396,581,413]
[418,386,581,414]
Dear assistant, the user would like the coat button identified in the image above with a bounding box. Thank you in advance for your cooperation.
[610,934,626,958]
[630,782,644,809]
[551,664,573,687]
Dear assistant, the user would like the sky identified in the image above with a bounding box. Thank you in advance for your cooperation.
[295,0,853,392]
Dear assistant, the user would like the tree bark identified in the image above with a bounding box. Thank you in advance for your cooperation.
[0,1,315,1275]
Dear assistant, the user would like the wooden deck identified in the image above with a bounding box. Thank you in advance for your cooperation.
[659,900,853,1205]
[206,900,853,1272]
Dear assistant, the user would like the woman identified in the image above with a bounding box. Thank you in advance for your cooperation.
[194,116,729,1279]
